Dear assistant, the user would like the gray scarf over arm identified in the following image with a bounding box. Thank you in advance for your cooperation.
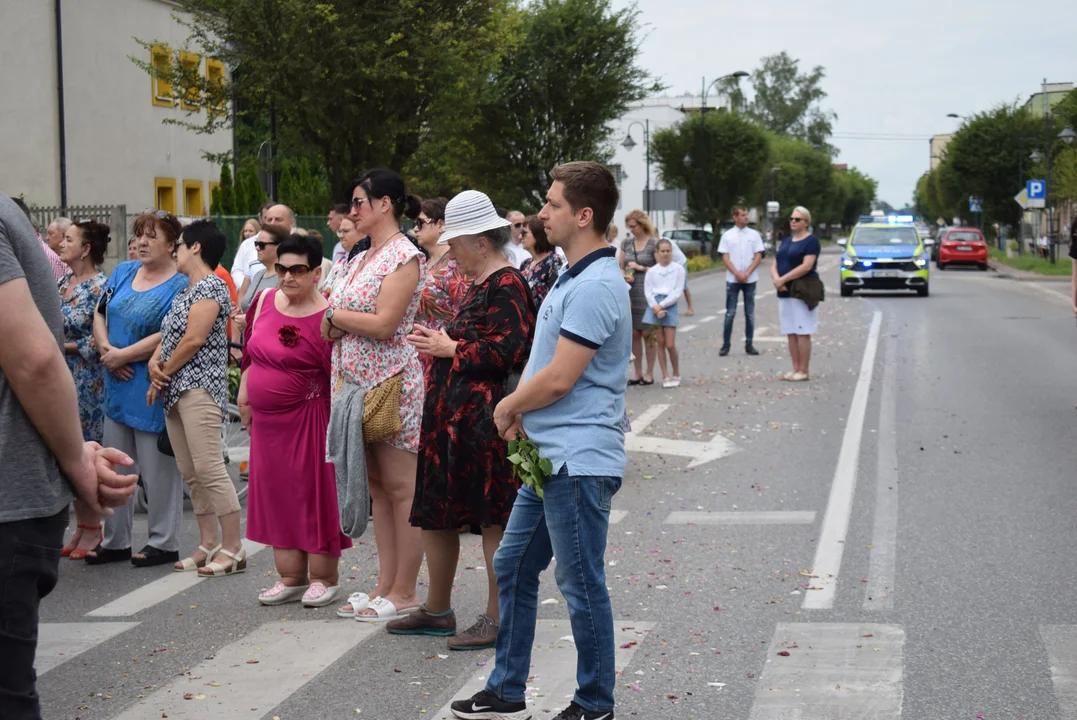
[326,382,369,538]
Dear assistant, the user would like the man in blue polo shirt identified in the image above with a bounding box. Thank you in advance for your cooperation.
[450,162,630,720]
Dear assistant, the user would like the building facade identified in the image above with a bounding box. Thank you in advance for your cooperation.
[0,0,231,218]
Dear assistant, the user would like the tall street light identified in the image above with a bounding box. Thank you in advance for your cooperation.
[701,71,749,113]
[622,120,650,215]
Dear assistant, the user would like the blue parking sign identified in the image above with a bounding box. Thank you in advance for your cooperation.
[1027,180,1045,199]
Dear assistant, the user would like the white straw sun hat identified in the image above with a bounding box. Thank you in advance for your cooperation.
[437,190,512,245]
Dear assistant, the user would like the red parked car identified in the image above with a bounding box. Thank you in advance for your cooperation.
[936,227,988,270]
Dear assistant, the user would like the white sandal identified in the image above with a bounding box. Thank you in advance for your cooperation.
[337,592,376,618]
[355,597,419,623]
[198,547,247,578]
[174,544,221,572]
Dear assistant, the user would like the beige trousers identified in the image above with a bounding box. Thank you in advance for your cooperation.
[165,389,241,517]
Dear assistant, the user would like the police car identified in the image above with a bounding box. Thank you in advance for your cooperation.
[838,216,934,297]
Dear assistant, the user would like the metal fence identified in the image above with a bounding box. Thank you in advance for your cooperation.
[29,205,128,273]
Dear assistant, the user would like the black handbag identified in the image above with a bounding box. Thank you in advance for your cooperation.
[156,429,175,457]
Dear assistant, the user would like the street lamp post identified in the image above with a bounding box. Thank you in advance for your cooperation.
[701,71,749,113]
[622,119,650,216]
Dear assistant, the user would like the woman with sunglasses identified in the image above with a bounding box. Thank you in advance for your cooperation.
[148,220,246,576]
[240,233,352,606]
[323,216,363,299]
[325,168,426,624]
[771,206,821,382]
[88,210,188,566]
[233,225,286,338]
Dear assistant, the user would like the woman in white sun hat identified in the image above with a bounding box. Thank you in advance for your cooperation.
[392,190,537,651]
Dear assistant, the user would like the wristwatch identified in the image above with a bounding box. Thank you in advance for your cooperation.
[325,308,336,328]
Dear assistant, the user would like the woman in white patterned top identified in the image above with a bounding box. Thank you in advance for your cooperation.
[149,220,246,578]
[643,239,686,387]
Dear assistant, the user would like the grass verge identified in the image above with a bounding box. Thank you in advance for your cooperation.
[988,247,1073,276]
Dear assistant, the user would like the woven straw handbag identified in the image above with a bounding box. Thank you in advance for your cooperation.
[363,373,403,443]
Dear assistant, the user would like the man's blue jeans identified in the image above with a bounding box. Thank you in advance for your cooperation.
[485,470,622,713]
[723,281,757,347]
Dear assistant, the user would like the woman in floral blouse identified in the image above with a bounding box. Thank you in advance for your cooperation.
[519,215,563,307]
[324,168,426,624]
[57,220,109,560]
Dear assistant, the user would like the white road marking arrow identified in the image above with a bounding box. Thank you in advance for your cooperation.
[625,403,739,468]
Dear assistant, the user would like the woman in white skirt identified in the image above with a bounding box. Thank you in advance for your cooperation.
[771,206,821,381]
[643,239,687,388]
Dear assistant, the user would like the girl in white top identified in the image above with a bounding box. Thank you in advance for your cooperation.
[642,238,687,387]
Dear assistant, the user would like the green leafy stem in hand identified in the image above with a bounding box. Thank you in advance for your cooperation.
[508,435,553,499]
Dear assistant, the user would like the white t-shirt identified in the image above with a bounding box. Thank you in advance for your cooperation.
[332,241,347,264]
[505,242,531,269]
[230,236,262,285]
[717,226,765,284]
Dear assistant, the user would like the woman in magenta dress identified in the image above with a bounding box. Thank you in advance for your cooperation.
[238,233,352,608]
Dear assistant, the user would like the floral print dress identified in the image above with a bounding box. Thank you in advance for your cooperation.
[59,272,107,442]
[411,268,536,533]
[330,236,426,453]
[519,252,564,307]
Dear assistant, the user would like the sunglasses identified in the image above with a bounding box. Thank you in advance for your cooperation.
[141,209,170,219]
[274,263,311,277]
[350,197,373,210]
[414,218,436,230]
[254,240,280,250]
[512,222,525,229]
[790,217,805,223]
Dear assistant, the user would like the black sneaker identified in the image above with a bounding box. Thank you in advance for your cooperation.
[450,689,531,719]
[719,345,730,356]
[745,345,760,355]
[552,702,614,720]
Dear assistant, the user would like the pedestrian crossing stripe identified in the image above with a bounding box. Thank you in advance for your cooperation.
[37,621,141,676]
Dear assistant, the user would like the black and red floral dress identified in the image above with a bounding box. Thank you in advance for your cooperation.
[411,268,536,533]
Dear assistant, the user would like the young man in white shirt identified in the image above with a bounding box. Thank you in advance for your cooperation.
[717,205,765,356]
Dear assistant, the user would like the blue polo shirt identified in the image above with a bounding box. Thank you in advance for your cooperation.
[522,246,631,478]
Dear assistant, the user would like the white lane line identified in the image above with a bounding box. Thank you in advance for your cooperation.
[112,620,378,719]
[680,324,699,332]
[699,315,717,323]
[86,541,267,617]
[748,622,904,719]
[750,337,786,343]
[1040,625,1077,716]
[629,403,670,434]
[37,621,140,675]
[609,509,628,525]
[664,511,815,525]
[434,620,654,719]
[865,336,899,610]
[802,311,883,611]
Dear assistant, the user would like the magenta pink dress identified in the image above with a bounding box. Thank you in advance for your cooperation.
[243,290,352,556]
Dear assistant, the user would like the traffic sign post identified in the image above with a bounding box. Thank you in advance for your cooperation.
[968,196,983,229]
[1026,180,1046,209]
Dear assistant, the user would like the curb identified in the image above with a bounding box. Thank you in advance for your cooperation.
[986,260,1071,283]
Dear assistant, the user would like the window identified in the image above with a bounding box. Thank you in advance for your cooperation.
[183,180,204,217]
[151,45,173,108]
[205,58,225,116]
[179,51,201,111]
[155,178,177,215]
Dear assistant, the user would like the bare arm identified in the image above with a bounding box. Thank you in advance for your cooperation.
[115,332,162,363]
[721,253,739,276]
[0,277,88,479]
[745,251,763,278]
[93,309,110,352]
[324,257,420,341]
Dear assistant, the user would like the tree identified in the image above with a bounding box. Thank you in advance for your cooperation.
[766,133,834,222]
[651,111,770,236]
[937,104,1040,229]
[460,0,660,210]
[210,164,236,215]
[744,52,837,151]
[134,0,514,201]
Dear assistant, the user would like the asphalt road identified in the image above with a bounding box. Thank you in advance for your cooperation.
[36,253,1077,720]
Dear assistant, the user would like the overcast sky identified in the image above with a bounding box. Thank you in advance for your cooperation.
[614,0,1075,207]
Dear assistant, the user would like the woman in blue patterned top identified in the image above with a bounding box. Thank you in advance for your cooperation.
[149,220,245,577]
[87,211,188,567]
[56,220,109,560]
